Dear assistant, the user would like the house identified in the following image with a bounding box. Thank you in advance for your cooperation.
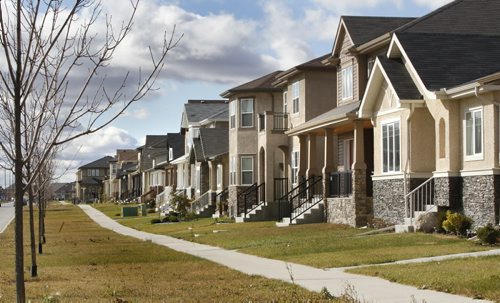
[75,156,114,202]
[104,149,138,201]
[174,100,228,203]
[53,182,75,201]
[220,71,284,219]
[359,0,500,228]
[274,16,413,226]
[137,135,167,203]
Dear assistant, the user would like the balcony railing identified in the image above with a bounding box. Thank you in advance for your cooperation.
[272,112,288,132]
[328,171,352,198]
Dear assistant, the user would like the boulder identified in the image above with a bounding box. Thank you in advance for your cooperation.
[415,212,439,233]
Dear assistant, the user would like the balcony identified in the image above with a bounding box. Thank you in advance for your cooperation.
[258,112,288,133]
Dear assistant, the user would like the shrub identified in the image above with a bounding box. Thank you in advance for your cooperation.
[161,216,170,223]
[168,215,179,222]
[476,224,500,245]
[183,211,198,221]
[147,209,156,214]
[147,199,156,209]
[434,210,448,233]
[169,192,191,217]
[442,211,472,236]
[150,218,161,224]
[214,216,234,224]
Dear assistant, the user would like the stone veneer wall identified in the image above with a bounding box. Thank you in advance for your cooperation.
[373,179,405,225]
[434,177,462,210]
[327,198,355,226]
[227,185,250,218]
[462,175,499,227]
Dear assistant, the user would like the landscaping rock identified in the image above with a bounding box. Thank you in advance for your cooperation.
[415,212,439,233]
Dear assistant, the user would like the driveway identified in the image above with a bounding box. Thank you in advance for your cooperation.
[0,202,15,234]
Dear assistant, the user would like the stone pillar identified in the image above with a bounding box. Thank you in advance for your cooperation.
[297,135,307,180]
[306,133,320,177]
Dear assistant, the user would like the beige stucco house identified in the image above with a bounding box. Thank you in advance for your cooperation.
[360,0,500,228]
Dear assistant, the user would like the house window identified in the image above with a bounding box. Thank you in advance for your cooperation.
[88,169,99,177]
[342,65,353,100]
[240,98,254,128]
[168,147,173,161]
[382,121,400,173]
[229,101,236,129]
[241,156,253,185]
[367,57,375,78]
[291,151,299,185]
[217,164,222,189]
[292,81,299,114]
[465,107,483,159]
[230,156,236,185]
[283,91,288,113]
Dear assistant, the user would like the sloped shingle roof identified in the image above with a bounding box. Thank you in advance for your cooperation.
[342,16,416,46]
[166,132,185,161]
[79,156,114,169]
[184,100,228,124]
[378,56,422,100]
[221,71,283,97]
[396,32,500,90]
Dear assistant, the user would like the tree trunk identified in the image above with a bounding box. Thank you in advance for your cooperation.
[28,185,37,277]
[38,192,43,254]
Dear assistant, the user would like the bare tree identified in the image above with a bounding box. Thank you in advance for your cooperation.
[0,0,180,301]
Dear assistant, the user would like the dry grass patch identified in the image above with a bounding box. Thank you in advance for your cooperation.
[0,203,333,302]
[93,204,490,268]
[348,256,500,302]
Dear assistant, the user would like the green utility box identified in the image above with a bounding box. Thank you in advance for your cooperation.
[137,204,147,216]
[122,206,138,217]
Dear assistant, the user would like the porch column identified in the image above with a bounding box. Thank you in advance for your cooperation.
[322,128,337,197]
[208,161,217,205]
[352,120,369,227]
[297,135,307,180]
[306,133,320,177]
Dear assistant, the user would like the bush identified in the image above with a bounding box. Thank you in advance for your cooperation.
[435,210,448,233]
[442,211,473,236]
[183,211,198,221]
[147,199,156,209]
[168,215,179,222]
[147,209,156,214]
[476,224,500,245]
[161,216,170,223]
[150,218,161,224]
[169,192,191,217]
[214,216,234,224]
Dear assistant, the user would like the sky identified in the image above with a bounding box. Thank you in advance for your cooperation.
[23,0,453,184]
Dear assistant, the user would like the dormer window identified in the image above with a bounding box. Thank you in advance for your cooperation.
[292,81,299,114]
[342,65,353,100]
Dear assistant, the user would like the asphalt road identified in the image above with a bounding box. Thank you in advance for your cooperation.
[0,201,15,234]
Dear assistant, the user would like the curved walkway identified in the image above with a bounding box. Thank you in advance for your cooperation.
[0,202,15,234]
[80,205,495,303]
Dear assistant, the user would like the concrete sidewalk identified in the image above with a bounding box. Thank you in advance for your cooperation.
[80,205,493,303]
[0,202,15,234]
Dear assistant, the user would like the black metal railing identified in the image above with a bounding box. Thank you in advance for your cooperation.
[216,187,229,216]
[274,178,288,201]
[237,183,257,215]
[273,112,288,132]
[259,114,265,132]
[243,182,265,218]
[328,171,352,198]
[290,176,323,222]
[278,175,316,221]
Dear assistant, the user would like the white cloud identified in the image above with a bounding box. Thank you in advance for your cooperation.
[412,0,453,9]
[312,0,403,13]
[122,107,150,119]
[55,126,139,182]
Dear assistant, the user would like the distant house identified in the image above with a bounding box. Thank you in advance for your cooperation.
[53,182,75,201]
[75,156,114,202]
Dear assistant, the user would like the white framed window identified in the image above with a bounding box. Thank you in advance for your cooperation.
[229,101,236,129]
[342,65,353,100]
[241,156,253,185]
[168,147,173,161]
[240,98,254,128]
[217,164,223,189]
[464,107,483,160]
[283,91,288,113]
[292,81,299,114]
[291,151,299,185]
[382,120,400,173]
[88,169,99,177]
[230,156,237,185]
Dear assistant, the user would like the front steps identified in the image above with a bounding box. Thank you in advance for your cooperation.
[194,204,216,218]
[395,205,437,233]
[276,200,324,227]
[235,202,266,223]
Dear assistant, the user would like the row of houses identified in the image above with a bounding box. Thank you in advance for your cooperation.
[75,0,500,230]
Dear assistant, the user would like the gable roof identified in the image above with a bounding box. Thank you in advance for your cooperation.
[377,56,422,100]
[166,132,185,161]
[183,100,228,125]
[140,135,167,171]
[273,54,336,86]
[79,156,114,169]
[395,32,500,91]
[192,128,229,162]
[342,16,416,46]
[221,71,283,98]
[399,0,500,36]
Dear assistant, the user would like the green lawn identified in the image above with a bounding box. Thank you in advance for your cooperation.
[94,203,490,268]
[348,256,500,302]
[0,203,333,302]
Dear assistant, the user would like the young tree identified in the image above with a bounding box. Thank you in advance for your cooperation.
[0,1,180,301]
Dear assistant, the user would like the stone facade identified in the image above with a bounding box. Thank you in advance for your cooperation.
[434,176,462,210]
[227,185,250,217]
[462,175,499,228]
[373,178,405,225]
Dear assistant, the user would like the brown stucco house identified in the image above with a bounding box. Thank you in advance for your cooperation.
[359,0,500,229]
[75,156,114,203]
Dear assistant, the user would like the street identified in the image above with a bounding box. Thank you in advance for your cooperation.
[0,201,15,234]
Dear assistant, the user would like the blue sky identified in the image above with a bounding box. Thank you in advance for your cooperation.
[52,0,452,182]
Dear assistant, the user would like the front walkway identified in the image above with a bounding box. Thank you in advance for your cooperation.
[0,202,15,234]
[80,205,494,303]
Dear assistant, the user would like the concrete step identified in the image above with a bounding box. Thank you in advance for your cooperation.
[276,217,290,227]
[395,224,415,233]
